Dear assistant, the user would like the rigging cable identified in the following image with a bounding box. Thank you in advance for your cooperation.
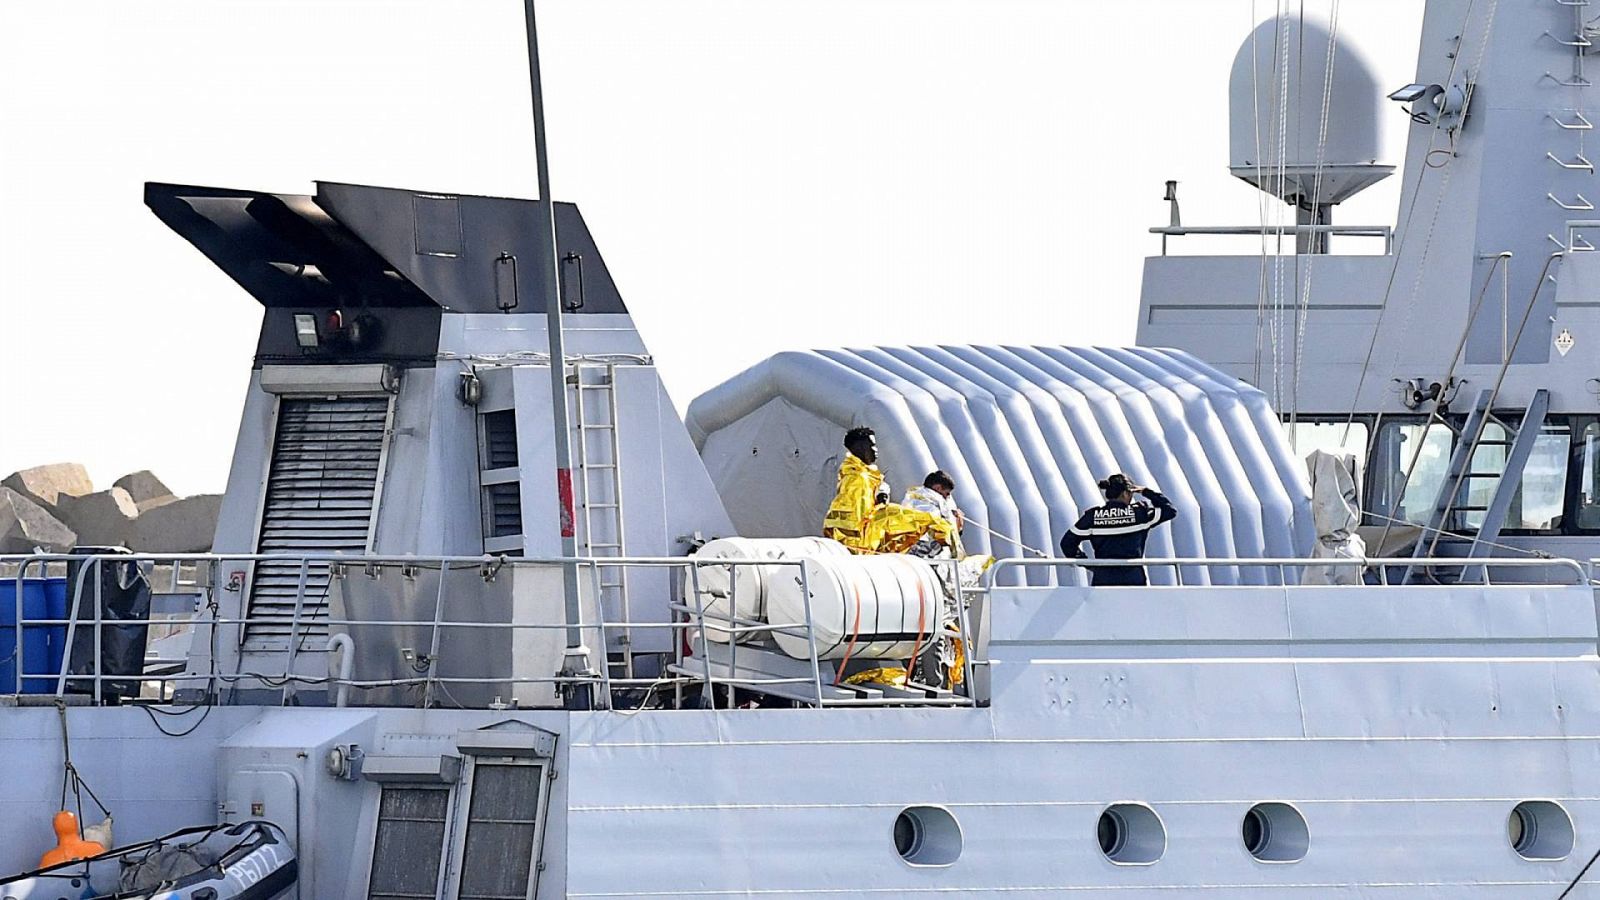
[1291,0,1341,435]
[1252,0,1269,388]
[1270,0,1294,410]
[1340,0,1500,444]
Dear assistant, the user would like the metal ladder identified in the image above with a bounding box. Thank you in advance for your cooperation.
[1404,388,1550,582]
[1547,0,1597,249]
[569,363,634,678]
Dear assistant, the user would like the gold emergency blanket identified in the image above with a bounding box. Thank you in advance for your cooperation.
[822,455,952,553]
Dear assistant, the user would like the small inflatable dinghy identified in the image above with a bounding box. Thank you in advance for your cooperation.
[0,821,296,900]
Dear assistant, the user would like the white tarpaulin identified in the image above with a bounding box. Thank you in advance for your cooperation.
[686,345,1315,586]
[1304,449,1367,585]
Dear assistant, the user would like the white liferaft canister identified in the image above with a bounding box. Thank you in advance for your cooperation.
[684,536,851,642]
[766,554,942,661]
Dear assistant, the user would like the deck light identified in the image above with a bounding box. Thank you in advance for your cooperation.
[293,314,319,349]
[1388,83,1431,103]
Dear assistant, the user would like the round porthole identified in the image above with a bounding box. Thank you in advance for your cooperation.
[1097,803,1165,865]
[1242,803,1308,862]
[1509,801,1573,860]
[893,806,961,866]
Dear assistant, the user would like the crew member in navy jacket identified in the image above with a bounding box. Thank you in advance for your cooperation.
[1060,473,1178,586]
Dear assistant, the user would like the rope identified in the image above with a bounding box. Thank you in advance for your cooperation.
[965,518,1050,557]
[1341,0,1499,443]
[1556,842,1600,898]
[1359,509,1550,559]
[1270,0,1293,408]
[1251,0,1273,388]
[1290,0,1341,431]
[55,700,110,838]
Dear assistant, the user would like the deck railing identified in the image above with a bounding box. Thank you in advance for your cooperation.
[987,556,1591,587]
[0,552,976,712]
[3,553,1589,712]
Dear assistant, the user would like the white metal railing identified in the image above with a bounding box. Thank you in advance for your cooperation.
[6,553,1587,712]
[1149,224,1394,255]
[0,552,977,713]
[985,555,1592,586]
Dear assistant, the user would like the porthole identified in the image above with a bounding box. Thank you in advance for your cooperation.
[1097,803,1165,865]
[893,806,961,866]
[1509,801,1573,860]
[1242,803,1308,862]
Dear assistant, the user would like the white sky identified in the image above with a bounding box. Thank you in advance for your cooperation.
[0,0,1424,497]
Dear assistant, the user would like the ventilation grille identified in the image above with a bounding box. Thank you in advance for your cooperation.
[368,786,448,900]
[482,409,519,468]
[248,395,389,643]
[484,482,523,538]
[459,764,543,899]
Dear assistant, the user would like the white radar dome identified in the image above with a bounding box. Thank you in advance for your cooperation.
[1228,14,1392,205]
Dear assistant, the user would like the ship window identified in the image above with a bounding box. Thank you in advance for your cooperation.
[1450,420,1570,534]
[1368,421,1452,527]
[1284,420,1369,475]
[1096,803,1164,865]
[1509,801,1573,860]
[1497,423,1570,533]
[457,763,545,899]
[893,806,962,866]
[1242,803,1308,862]
[368,785,449,900]
[1579,421,1600,530]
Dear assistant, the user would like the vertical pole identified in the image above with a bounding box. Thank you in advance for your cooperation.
[523,0,595,710]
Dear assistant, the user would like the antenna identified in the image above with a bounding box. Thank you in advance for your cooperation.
[522,0,598,709]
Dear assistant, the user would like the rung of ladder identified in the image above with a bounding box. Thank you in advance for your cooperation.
[580,424,615,431]
[589,542,623,550]
[586,502,620,510]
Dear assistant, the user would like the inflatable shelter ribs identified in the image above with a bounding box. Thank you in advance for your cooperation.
[687,345,1314,586]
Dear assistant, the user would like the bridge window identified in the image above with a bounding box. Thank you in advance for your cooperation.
[1580,421,1600,531]
[1284,420,1369,472]
[1368,420,1452,527]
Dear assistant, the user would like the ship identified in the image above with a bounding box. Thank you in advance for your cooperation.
[3,0,1599,896]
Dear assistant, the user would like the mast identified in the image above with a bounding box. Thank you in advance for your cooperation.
[522,0,598,709]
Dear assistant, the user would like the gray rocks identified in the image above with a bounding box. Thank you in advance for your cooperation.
[2,463,94,508]
[0,487,77,553]
[0,464,221,554]
[129,494,223,553]
[112,471,174,508]
[54,487,140,549]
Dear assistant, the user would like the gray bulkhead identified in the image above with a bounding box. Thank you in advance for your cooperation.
[144,181,733,691]
[1135,0,1600,563]
[4,576,1599,896]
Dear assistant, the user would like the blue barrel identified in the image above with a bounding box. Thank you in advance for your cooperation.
[0,577,67,693]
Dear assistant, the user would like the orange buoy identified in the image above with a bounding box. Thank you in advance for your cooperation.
[39,810,105,868]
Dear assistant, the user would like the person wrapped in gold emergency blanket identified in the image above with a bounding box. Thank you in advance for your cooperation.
[822,427,954,554]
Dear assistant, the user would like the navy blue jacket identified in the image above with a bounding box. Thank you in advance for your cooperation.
[1059,490,1178,586]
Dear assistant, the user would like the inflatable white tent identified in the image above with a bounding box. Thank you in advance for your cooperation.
[686,345,1314,586]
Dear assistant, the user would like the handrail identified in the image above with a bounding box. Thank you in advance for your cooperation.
[2,551,976,713]
[984,555,1590,587]
[1150,224,1394,255]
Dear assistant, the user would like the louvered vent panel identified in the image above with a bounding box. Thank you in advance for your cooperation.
[247,396,390,643]
[484,482,523,538]
[482,409,519,468]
